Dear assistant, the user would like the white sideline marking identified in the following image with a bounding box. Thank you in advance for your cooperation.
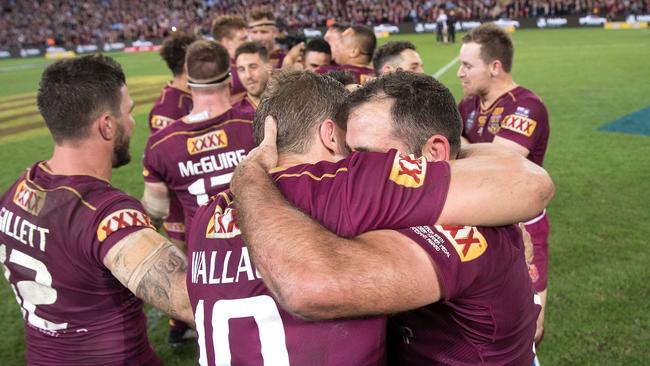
[432,56,460,79]
[0,64,43,73]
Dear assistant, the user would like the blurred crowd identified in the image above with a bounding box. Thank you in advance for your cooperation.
[1,0,648,48]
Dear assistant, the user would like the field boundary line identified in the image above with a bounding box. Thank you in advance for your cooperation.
[433,56,460,79]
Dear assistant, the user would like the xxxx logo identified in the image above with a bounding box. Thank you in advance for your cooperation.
[150,115,175,130]
[187,130,228,155]
[96,209,153,242]
[501,114,537,137]
[206,207,240,239]
[389,153,427,188]
[435,225,488,262]
[13,180,46,216]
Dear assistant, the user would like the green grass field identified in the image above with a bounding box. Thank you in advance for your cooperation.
[1,28,649,365]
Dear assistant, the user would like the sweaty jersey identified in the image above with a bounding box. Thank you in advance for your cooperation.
[187,150,451,365]
[458,86,550,166]
[0,162,160,366]
[316,63,376,85]
[230,94,257,121]
[143,108,255,233]
[389,225,540,365]
[148,83,193,133]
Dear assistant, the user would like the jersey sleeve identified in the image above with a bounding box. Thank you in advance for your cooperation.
[142,138,165,184]
[87,196,156,266]
[497,98,549,151]
[397,225,488,300]
[343,150,450,235]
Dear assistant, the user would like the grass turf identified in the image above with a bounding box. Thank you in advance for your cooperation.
[0,27,648,365]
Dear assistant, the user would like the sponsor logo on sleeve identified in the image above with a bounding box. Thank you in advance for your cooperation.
[206,207,240,239]
[150,115,175,130]
[389,153,427,188]
[13,180,46,216]
[163,222,185,234]
[435,225,487,262]
[187,129,228,155]
[96,209,153,242]
[501,114,538,137]
[515,106,530,117]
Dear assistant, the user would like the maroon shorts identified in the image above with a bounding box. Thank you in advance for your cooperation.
[525,211,549,293]
[163,194,185,242]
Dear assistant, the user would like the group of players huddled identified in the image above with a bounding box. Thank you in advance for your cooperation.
[0,10,553,366]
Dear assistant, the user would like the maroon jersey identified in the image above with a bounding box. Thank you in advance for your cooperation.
[269,48,287,69]
[389,225,540,365]
[230,59,246,97]
[187,150,451,365]
[458,86,550,166]
[0,162,160,366]
[231,94,257,121]
[143,109,255,234]
[316,63,376,85]
[148,83,192,133]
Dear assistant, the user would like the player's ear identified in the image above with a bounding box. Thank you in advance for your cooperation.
[381,64,394,75]
[421,134,450,162]
[98,113,115,141]
[319,119,342,154]
[490,60,501,78]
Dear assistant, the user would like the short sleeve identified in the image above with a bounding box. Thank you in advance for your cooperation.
[497,99,549,151]
[88,196,155,265]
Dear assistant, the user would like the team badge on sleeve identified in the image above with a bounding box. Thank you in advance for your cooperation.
[389,153,427,188]
[13,180,46,216]
[96,209,154,242]
[435,225,487,262]
[150,115,175,130]
[187,129,228,155]
[206,207,240,239]
[501,114,538,137]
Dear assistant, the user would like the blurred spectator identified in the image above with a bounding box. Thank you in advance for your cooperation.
[1,0,648,49]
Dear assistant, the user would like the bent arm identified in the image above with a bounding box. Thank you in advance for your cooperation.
[142,182,170,229]
[235,162,440,320]
[438,143,554,226]
[103,228,194,326]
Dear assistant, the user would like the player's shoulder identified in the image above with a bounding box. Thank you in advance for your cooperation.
[511,86,546,108]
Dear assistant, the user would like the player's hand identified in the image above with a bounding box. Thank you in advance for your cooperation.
[282,42,305,70]
[520,223,534,268]
[231,116,278,195]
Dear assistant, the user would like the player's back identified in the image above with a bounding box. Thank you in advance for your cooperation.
[188,150,453,365]
[148,83,193,132]
[389,224,540,365]
[0,163,159,365]
[188,193,386,366]
[231,94,257,121]
[143,108,255,230]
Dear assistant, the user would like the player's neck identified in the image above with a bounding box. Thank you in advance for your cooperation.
[277,145,340,168]
[189,91,231,121]
[47,141,113,182]
[482,78,518,107]
[247,93,260,107]
[345,57,370,68]
[170,74,190,93]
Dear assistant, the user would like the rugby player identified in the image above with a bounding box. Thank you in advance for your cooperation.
[212,15,249,97]
[141,40,255,251]
[317,25,376,84]
[0,55,192,365]
[281,38,332,72]
[373,41,424,75]
[231,71,549,364]
[457,23,551,345]
[147,30,197,345]
[231,41,272,120]
[247,10,286,69]
[187,71,554,365]
[323,23,348,65]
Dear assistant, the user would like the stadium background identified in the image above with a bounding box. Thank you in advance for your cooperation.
[0,10,649,366]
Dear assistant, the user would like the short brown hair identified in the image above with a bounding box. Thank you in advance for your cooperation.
[37,55,125,144]
[349,25,377,62]
[344,71,462,158]
[235,41,269,63]
[254,71,348,154]
[185,40,231,82]
[212,15,247,41]
[462,23,514,73]
[159,32,198,76]
[249,10,275,23]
